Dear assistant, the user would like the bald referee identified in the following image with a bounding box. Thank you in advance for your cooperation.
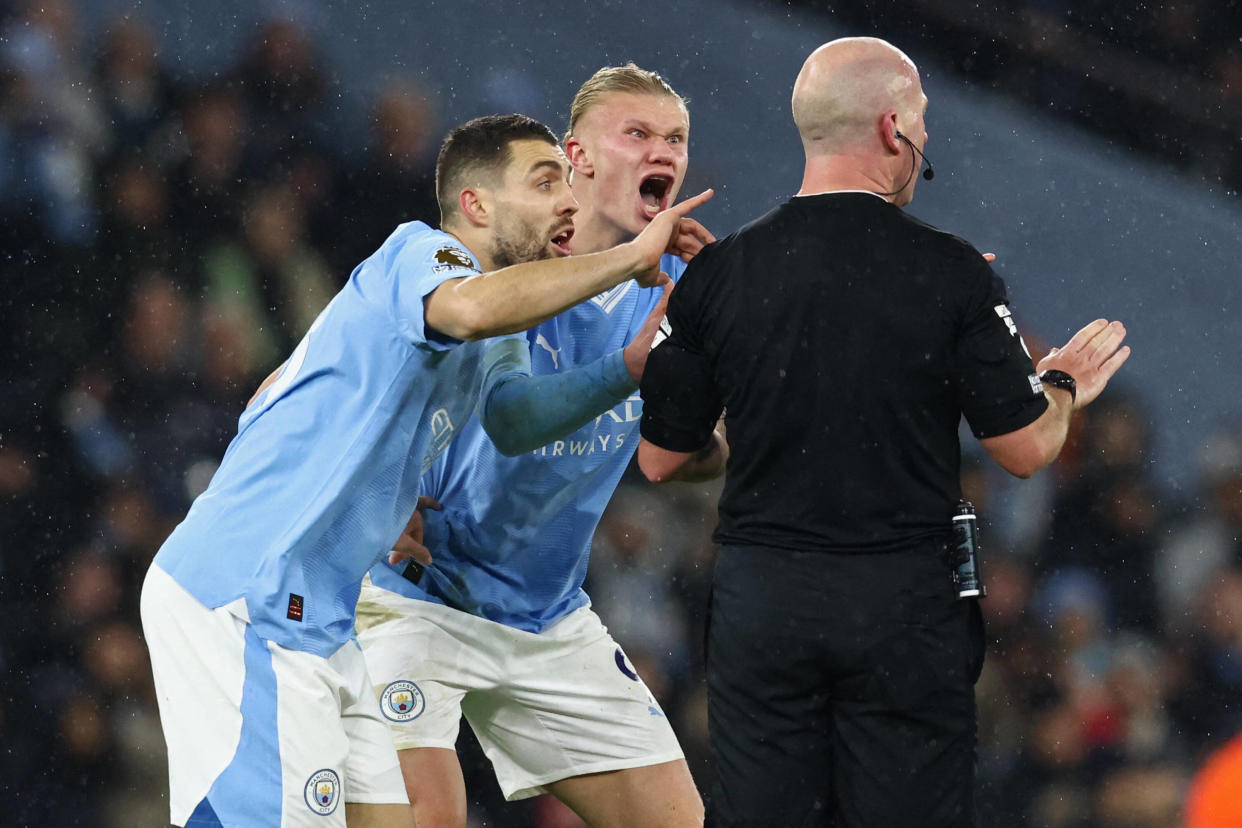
[637,37,1130,827]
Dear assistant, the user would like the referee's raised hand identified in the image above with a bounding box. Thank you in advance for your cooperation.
[629,189,715,287]
[1037,319,1131,409]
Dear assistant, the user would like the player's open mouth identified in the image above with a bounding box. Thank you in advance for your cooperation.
[639,175,673,217]
[550,226,574,256]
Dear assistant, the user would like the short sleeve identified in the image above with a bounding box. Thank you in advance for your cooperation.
[954,258,1049,438]
[661,253,688,285]
[385,228,481,350]
[640,254,723,452]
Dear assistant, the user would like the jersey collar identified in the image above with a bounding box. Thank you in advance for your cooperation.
[792,189,889,201]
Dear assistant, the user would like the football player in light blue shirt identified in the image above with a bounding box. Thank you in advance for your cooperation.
[141,113,714,828]
[358,67,726,828]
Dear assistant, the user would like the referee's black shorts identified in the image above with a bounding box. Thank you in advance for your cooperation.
[705,540,985,828]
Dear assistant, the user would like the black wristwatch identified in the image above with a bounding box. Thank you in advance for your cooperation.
[1039,369,1077,403]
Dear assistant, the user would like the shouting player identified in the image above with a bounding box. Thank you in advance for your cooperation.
[140,113,712,828]
[357,66,720,827]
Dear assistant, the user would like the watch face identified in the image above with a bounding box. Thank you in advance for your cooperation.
[1040,370,1076,398]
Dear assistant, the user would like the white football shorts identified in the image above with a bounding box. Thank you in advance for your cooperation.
[355,580,685,801]
[141,564,408,827]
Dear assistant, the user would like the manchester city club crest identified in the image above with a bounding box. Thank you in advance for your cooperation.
[304,768,340,816]
[380,679,426,722]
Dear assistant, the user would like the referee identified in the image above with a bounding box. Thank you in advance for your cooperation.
[637,37,1130,827]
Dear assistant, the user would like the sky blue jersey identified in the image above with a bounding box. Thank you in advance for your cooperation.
[153,222,512,657]
[368,255,687,633]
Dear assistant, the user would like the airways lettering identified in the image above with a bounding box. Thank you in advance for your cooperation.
[529,432,627,457]
[593,394,642,427]
[528,393,641,457]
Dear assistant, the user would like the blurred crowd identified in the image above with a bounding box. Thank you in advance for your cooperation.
[2,1,1241,826]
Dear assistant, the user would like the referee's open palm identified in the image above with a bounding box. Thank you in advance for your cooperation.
[1038,319,1131,409]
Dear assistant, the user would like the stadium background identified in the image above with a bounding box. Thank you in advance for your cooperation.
[3,0,1241,824]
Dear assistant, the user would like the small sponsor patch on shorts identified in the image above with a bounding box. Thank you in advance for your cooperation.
[304,768,340,815]
[380,680,426,722]
[401,561,425,585]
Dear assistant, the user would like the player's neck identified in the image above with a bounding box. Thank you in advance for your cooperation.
[797,154,895,202]
[567,207,632,255]
[440,225,499,272]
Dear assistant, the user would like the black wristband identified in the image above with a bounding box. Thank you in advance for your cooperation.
[1039,369,1077,403]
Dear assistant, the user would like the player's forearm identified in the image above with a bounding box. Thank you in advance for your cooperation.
[427,243,648,341]
[980,388,1073,478]
[482,349,637,457]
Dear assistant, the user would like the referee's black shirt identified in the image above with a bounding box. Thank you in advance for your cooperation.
[640,192,1047,552]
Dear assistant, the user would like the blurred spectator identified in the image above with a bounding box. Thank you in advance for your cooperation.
[329,78,441,272]
[87,154,184,354]
[1105,634,1182,767]
[230,16,342,247]
[200,180,337,363]
[94,17,175,154]
[1157,426,1242,633]
[1039,391,1164,634]
[230,17,332,164]
[1094,765,1183,827]
[165,84,253,254]
[1170,566,1242,751]
[0,0,107,244]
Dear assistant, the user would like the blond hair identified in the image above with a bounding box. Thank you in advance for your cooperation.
[565,63,688,142]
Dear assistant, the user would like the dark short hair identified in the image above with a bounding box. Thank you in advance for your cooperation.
[435,114,559,222]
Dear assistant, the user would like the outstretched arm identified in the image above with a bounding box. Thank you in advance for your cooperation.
[480,342,635,457]
[479,288,674,456]
[425,190,714,341]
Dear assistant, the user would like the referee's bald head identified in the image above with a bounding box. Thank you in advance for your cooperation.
[792,37,923,155]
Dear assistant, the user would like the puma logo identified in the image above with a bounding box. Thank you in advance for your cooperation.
[535,333,561,369]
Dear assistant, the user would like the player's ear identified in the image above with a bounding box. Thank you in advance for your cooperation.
[565,137,594,177]
[458,187,490,227]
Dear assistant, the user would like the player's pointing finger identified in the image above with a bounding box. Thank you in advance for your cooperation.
[670,188,714,216]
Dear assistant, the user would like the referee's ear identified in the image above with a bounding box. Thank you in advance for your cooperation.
[880,110,902,154]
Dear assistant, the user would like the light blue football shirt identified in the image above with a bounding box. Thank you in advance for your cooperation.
[368,255,686,633]
[154,221,512,657]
